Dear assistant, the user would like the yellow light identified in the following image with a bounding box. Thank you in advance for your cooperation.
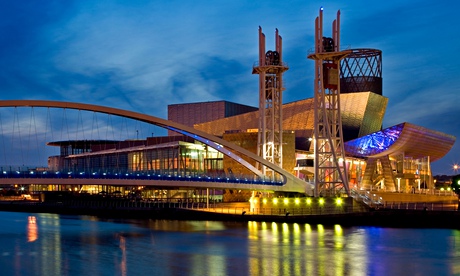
[440,188,445,191]
[295,198,300,205]
[336,198,342,205]
[273,198,278,205]
[447,187,451,191]
[319,198,325,205]
[284,198,289,205]
[253,199,258,204]
[317,224,324,233]
[306,198,312,205]
[334,224,342,234]
[263,198,267,204]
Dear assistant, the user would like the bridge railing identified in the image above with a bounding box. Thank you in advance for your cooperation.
[0,170,285,186]
[351,189,384,208]
[382,201,458,211]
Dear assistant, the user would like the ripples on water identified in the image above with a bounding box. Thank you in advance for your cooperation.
[0,211,459,276]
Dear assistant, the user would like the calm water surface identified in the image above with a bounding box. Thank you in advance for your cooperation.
[0,211,459,276]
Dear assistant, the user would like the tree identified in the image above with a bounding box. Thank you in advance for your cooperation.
[451,174,460,195]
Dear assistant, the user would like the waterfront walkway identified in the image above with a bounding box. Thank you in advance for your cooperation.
[0,194,459,228]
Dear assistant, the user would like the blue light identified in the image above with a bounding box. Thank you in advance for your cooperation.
[345,123,403,157]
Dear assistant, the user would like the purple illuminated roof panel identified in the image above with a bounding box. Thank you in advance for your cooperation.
[344,123,403,157]
[344,122,456,162]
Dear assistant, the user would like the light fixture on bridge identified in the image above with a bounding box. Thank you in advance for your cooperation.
[336,198,343,205]
[318,198,325,205]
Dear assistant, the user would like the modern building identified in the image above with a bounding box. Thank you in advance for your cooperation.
[167,100,257,136]
[42,48,455,198]
[48,136,225,178]
[190,49,455,194]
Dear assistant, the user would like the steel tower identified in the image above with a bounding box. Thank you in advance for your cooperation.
[252,27,289,179]
[307,8,351,196]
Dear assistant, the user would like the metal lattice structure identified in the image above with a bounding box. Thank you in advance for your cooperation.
[307,8,351,197]
[252,27,289,179]
[340,49,383,95]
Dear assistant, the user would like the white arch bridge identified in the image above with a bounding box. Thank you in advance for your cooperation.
[0,100,312,194]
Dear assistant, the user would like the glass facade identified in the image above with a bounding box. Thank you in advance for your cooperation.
[52,141,224,178]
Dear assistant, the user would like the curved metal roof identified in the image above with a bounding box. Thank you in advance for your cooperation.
[344,122,456,161]
[195,92,387,141]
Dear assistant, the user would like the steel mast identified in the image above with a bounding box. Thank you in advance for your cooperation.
[307,8,351,196]
[252,27,289,180]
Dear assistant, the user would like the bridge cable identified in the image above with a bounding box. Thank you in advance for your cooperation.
[13,107,25,169]
[60,108,69,142]
[28,107,42,168]
[45,107,55,162]
[76,109,85,142]
[0,110,7,167]
[91,111,100,141]
[106,113,114,142]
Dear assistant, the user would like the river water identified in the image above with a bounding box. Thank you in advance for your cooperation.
[0,211,459,276]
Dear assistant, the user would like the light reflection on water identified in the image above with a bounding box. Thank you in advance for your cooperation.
[0,211,459,275]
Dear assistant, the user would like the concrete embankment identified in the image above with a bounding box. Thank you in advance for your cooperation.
[372,191,458,203]
[0,200,459,229]
[173,209,460,229]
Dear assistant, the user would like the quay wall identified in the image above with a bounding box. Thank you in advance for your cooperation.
[0,200,459,229]
[371,191,457,203]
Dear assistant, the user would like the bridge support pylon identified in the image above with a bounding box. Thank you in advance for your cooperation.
[307,8,351,197]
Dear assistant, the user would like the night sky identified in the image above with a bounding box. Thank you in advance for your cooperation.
[0,1,458,175]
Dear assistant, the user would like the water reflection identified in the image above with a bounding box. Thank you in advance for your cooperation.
[34,213,63,276]
[0,212,459,275]
[118,235,126,276]
[246,222,354,276]
[27,216,38,242]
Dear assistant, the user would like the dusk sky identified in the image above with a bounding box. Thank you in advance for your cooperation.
[0,1,459,175]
